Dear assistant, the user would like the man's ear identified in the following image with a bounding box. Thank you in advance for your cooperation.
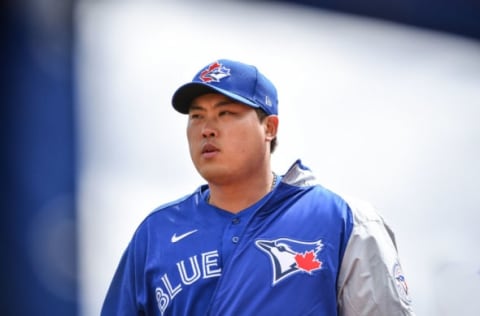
[264,115,279,141]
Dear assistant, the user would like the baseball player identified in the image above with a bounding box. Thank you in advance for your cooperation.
[101,59,415,315]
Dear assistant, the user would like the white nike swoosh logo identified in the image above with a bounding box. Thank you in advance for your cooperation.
[171,229,198,243]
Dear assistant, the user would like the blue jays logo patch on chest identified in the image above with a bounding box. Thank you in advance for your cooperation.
[255,238,324,285]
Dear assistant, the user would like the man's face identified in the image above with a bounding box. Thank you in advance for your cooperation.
[186,93,272,185]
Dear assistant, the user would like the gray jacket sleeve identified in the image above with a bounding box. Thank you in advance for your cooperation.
[337,197,415,316]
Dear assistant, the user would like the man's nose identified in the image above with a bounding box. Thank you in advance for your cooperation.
[201,120,218,138]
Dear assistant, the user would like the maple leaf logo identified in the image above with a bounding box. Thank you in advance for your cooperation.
[295,251,322,272]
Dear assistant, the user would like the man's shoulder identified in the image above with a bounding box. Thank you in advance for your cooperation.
[151,190,202,216]
[136,188,204,227]
[339,195,384,224]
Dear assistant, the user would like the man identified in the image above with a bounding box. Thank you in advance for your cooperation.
[101,59,415,315]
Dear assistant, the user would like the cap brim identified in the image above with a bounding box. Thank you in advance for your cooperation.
[171,82,260,114]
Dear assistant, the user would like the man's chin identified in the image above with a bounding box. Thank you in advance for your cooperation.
[197,166,232,184]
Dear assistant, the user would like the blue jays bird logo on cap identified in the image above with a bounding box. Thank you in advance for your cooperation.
[199,61,231,83]
[255,238,324,285]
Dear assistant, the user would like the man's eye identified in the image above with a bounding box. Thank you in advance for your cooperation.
[219,111,233,116]
[190,113,201,119]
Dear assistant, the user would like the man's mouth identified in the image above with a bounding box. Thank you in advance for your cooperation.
[201,143,219,157]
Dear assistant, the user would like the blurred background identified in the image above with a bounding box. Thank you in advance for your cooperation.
[2,0,480,315]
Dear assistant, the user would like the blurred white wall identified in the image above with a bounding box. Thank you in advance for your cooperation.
[76,1,480,315]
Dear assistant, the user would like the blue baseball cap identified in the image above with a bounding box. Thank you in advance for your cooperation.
[172,59,278,115]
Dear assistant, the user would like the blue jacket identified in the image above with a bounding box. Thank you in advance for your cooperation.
[101,160,414,315]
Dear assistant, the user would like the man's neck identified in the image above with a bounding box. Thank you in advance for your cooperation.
[207,171,276,213]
